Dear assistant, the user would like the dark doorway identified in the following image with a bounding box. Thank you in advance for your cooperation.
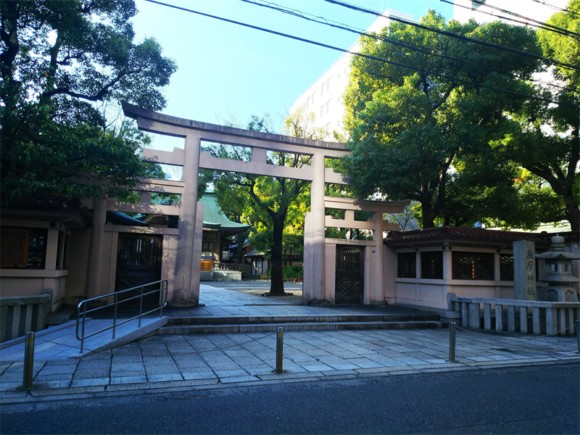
[115,233,163,305]
[335,245,364,304]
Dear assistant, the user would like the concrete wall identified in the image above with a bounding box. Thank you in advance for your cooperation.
[390,246,518,310]
[1,222,76,312]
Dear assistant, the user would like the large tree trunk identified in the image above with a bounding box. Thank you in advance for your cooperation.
[421,201,436,228]
[269,216,285,296]
[564,195,579,232]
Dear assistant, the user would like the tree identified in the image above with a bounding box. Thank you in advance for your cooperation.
[211,112,318,296]
[1,0,176,205]
[490,0,579,229]
[341,11,550,228]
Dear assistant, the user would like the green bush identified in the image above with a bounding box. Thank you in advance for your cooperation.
[259,274,268,279]
[283,264,303,279]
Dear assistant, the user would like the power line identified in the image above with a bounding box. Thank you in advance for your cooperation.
[526,0,580,18]
[242,1,515,76]
[144,0,577,108]
[448,0,580,38]
[243,0,567,91]
[325,0,580,72]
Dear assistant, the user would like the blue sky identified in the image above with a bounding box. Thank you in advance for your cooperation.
[131,0,453,146]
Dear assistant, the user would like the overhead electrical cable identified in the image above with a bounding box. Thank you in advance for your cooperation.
[242,0,526,78]
[325,0,580,72]
[242,0,568,91]
[445,0,580,38]
[526,0,580,18]
[143,0,577,108]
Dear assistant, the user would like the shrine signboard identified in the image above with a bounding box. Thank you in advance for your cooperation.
[514,240,537,301]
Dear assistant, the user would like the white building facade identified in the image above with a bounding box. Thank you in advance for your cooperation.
[289,9,413,140]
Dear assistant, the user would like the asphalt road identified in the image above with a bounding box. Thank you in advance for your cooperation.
[2,364,578,434]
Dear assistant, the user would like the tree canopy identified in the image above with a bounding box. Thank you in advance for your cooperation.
[1,0,176,205]
[341,9,578,229]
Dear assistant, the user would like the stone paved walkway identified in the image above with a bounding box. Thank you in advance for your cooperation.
[1,283,578,400]
[1,328,578,396]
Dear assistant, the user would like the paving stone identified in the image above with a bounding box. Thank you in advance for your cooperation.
[214,369,249,378]
[73,369,110,379]
[147,373,183,382]
[145,364,179,375]
[70,378,110,387]
[300,364,333,372]
[220,375,260,384]
[111,363,145,372]
[110,376,148,385]
[38,365,77,375]
[110,370,146,377]
[181,372,217,380]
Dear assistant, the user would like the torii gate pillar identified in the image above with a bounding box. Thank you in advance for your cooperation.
[173,133,202,305]
[309,154,326,302]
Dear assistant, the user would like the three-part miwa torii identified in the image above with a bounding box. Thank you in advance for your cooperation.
[121,103,409,305]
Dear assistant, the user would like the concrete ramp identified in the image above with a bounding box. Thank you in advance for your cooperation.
[0,317,167,361]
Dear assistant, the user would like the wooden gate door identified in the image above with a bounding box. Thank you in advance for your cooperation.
[335,245,364,304]
[115,233,163,305]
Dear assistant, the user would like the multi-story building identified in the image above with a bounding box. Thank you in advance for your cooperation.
[290,1,569,139]
[289,9,414,140]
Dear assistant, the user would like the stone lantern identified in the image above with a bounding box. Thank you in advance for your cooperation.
[536,235,580,302]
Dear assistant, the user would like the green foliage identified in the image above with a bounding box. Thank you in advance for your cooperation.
[341,9,574,229]
[283,265,303,279]
[1,0,176,205]
[210,112,317,295]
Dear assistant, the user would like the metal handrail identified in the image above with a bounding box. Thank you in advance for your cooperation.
[75,280,168,353]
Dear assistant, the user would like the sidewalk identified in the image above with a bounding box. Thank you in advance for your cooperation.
[1,328,578,403]
[1,283,579,402]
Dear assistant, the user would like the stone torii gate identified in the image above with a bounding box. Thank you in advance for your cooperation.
[122,103,408,305]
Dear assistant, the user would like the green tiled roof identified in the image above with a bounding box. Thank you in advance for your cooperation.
[200,192,250,235]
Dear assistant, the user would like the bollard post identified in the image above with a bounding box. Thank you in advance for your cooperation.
[576,320,580,354]
[23,331,35,391]
[275,326,284,373]
[449,322,456,363]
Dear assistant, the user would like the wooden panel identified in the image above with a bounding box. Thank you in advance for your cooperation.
[1,229,29,268]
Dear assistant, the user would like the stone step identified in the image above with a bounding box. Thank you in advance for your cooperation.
[158,320,447,335]
[167,314,440,326]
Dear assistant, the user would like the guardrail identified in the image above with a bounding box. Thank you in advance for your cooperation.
[0,292,52,343]
[76,280,168,353]
[448,293,580,336]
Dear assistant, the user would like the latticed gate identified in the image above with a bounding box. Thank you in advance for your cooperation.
[115,233,163,304]
[335,246,364,304]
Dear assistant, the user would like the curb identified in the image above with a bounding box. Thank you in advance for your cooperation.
[1,358,578,406]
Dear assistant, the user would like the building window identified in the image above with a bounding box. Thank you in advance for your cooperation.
[326,100,330,114]
[320,106,324,118]
[202,242,214,252]
[326,77,331,91]
[421,251,443,279]
[500,254,514,281]
[398,253,416,278]
[452,252,494,280]
[321,84,325,96]
[1,228,48,269]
